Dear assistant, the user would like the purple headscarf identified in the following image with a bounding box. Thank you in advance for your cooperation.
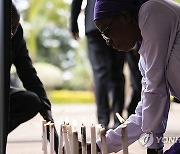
[94,0,148,20]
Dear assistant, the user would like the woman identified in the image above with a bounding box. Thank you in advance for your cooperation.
[93,0,180,153]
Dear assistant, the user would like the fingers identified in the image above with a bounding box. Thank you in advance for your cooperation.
[40,109,54,122]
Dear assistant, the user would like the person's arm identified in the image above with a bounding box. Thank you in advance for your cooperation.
[138,1,175,149]
[70,0,83,40]
[13,25,51,112]
[13,25,59,153]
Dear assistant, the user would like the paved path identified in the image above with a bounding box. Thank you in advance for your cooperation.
[7,102,180,154]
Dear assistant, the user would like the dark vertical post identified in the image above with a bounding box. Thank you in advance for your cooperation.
[0,0,11,153]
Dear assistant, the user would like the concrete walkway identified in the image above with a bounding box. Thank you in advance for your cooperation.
[7,102,180,154]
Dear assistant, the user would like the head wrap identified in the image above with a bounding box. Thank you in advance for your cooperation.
[94,0,148,20]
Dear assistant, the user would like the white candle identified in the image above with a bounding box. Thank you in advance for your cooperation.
[115,113,128,154]
[50,123,55,154]
[62,125,71,154]
[42,120,46,150]
[116,112,125,123]
[42,121,48,154]
[66,124,73,153]
[122,124,128,154]
[81,124,87,154]
[90,124,96,154]
[100,128,108,154]
[72,131,79,154]
[58,124,63,154]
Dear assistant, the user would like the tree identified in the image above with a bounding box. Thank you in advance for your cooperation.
[14,0,93,90]
[16,0,71,59]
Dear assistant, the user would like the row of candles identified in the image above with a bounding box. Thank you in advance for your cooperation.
[42,113,128,154]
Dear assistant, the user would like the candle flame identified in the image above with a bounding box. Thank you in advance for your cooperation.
[116,112,125,123]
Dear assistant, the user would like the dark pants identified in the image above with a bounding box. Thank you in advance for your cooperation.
[87,30,141,128]
[7,87,59,154]
[8,87,40,133]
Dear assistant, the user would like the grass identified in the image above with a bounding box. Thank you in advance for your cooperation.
[47,90,95,104]
[48,90,176,104]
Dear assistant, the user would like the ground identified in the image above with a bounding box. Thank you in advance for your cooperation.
[7,102,180,154]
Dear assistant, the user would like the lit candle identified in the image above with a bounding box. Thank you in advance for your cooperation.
[66,124,73,152]
[42,120,48,154]
[115,113,128,154]
[100,128,108,154]
[72,131,79,154]
[81,124,87,154]
[62,124,71,154]
[58,124,63,154]
[50,123,54,154]
[90,124,96,154]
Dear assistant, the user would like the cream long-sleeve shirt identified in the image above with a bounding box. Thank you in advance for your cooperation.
[97,0,180,153]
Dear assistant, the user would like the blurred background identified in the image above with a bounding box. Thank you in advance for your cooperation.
[11,0,180,104]
[11,0,95,104]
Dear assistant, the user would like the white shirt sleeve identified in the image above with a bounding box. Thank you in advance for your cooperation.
[139,1,173,148]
